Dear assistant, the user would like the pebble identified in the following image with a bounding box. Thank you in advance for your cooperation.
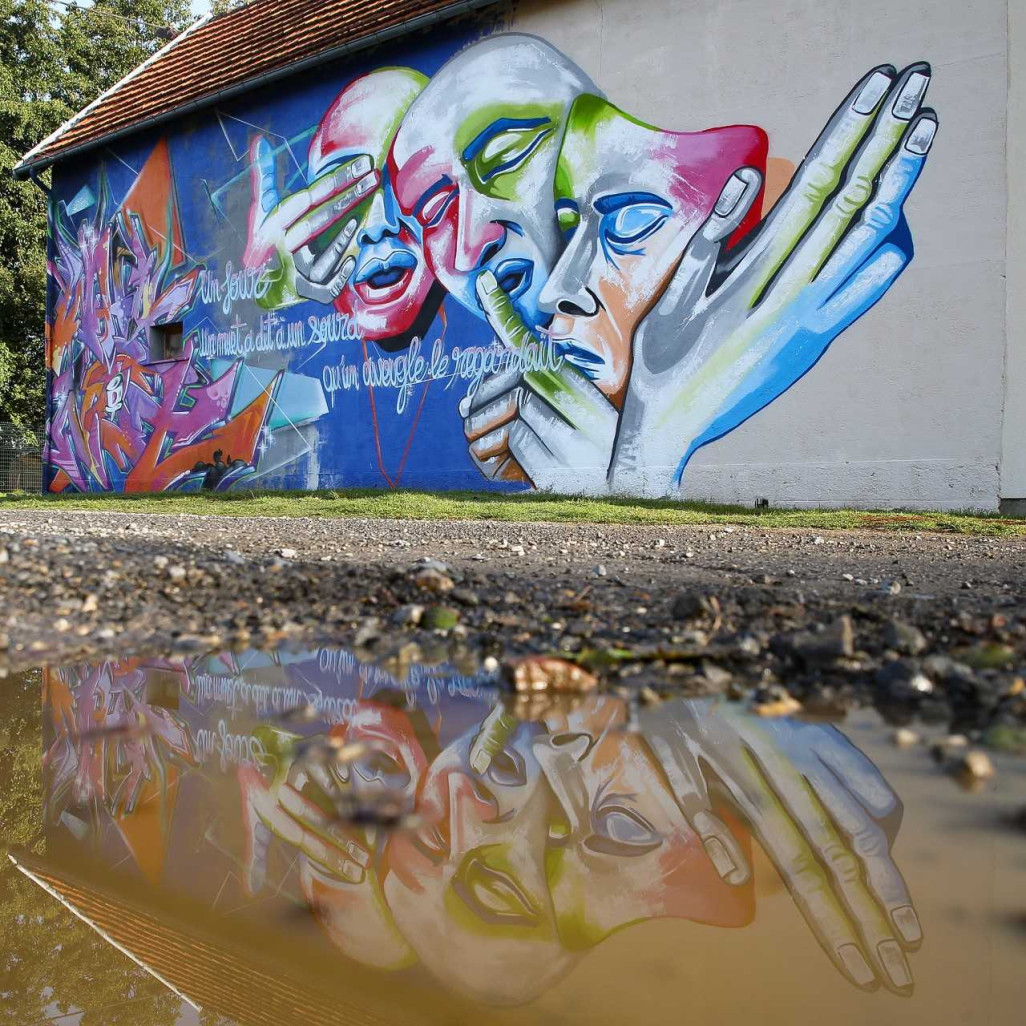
[894,727,920,748]
[958,750,996,781]
[884,619,928,656]
[422,606,459,631]
[413,568,455,593]
[507,657,598,694]
[391,604,424,627]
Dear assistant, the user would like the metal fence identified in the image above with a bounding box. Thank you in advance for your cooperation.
[0,422,45,494]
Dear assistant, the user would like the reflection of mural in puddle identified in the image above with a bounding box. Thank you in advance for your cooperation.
[4,646,1025,1024]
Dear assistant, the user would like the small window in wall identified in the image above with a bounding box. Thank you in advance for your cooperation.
[149,322,186,361]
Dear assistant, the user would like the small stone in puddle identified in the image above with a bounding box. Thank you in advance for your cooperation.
[957,750,995,782]
[753,685,802,717]
[507,657,598,694]
[893,727,920,748]
[354,618,381,647]
[930,734,969,763]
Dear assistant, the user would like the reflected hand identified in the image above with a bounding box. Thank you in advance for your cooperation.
[244,134,378,308]
[644,701,921,994]
[611,64,937,495]
[461,272,619,489]
[238,756,370,896]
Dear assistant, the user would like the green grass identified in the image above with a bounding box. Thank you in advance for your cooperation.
[1,487,1023,536]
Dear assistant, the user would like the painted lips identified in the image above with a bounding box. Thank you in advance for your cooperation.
[353,250,419,305]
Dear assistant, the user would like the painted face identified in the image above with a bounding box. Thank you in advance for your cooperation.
[540,96,767,406]
[308,68,441,345]
[293,701,429,971]
[535,697,754,948]
[383,717,579,1005]
[389,35,599,330]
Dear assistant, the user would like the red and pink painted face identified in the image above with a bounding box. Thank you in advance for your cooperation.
[308,69,441,345]
[542,96,768,406]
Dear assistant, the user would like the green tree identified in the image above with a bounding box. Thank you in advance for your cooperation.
[0,0,193,428]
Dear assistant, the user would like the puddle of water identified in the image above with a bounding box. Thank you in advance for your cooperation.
[1,645,1024,1025]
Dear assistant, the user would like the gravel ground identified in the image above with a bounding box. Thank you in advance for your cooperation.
[1,510,1024,744]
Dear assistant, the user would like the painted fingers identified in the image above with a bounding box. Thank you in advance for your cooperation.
[294,218,359,303]
[744,63,935,304]
[655,167,764,324]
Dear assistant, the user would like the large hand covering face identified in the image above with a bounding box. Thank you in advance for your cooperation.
[542,94,767,406]
[246,67,442,347]
[389,34,600,329]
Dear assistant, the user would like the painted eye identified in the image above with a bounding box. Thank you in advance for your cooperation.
[417,185,457,228]
[603,203,671,248]
[472,125,553,183]
[556,202,580,240]
[585,802,662,857]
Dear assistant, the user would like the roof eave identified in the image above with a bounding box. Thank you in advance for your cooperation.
[12,0,501,181]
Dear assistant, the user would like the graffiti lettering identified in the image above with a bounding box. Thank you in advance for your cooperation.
[198,261,273,316]
[322,357,361,401]
[195,719,267,772]
[307,309,363,346]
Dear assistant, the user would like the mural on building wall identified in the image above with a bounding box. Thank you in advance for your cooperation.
[42,648,922,1005]
[44,27,937,496]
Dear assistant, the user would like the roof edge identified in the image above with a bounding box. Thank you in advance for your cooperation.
[13,0,501,180]
[14,11,215,179]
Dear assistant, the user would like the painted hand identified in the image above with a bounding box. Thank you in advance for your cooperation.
[644,700,921,994]
[238,750,370,896]
[243,134,379,308]
[610,64,937,495]
[461,271,619,489]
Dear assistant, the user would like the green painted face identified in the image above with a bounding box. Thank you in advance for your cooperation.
[543,94,768,406]
[454,100,567,204]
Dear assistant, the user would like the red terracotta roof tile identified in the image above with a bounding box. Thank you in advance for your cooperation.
[17,0,496,174]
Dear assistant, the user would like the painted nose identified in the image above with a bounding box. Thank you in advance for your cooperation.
[454,188,506,274]
[538,236,601,317]
[358,190,398,246]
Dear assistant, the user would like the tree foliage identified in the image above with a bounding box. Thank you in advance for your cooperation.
[0,0,194,428]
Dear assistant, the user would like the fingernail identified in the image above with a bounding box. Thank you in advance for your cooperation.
[478,269,500,296]
[893,71,929,120]
[892,905,922,944]
[353,155,372,177]
[357,174,376,195]
[702,836,737,879]
[878,939,913,988]
[904,117,937,155]
[714,173,749,217]
[852,71,893,114]
[838,944,876,987]
[341,860,366,885]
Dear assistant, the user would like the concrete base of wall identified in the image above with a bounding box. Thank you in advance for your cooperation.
[999,498,1026,516]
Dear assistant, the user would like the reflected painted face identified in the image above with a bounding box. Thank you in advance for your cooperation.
[540,96,767,406]
[383,716,579,1005]
[308,68,441,346]
[390,35,599,330]
[535,697,754,948]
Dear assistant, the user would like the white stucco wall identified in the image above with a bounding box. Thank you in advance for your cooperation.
[511,0,1010,509]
